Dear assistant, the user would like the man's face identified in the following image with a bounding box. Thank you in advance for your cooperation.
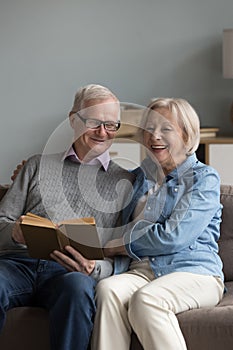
[70,98,120,161]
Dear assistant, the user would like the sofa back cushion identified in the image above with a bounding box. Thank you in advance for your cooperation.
[219,185,233,282]
[0,186,9,201]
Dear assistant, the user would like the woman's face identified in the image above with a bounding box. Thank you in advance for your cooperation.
[143,107,187,174]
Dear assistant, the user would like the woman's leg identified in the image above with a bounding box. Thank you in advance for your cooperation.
[128,272,224,350]
[91,269,151,350]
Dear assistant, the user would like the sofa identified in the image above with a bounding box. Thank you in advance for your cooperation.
[0,184,233,349]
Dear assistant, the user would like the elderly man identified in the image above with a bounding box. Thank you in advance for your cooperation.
[0,84,138,350]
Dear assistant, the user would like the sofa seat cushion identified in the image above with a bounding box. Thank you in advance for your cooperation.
[177,281,233,350]
[130,281,233,350]
[0,307,50,350]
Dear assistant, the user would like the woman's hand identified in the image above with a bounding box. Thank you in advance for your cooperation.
[50,245,96,275]
[104,238,128,257]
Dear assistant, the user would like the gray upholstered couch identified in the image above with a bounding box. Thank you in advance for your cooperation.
[0,184,233,350]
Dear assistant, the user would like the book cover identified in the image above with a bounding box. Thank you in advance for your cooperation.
[200,127,219,138]
[200,132,217,138]
[20,213,104,260]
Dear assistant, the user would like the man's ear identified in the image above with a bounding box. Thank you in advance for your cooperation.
[69,112,76,129]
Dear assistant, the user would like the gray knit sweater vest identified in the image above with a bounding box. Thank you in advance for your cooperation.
[0,153,135,253]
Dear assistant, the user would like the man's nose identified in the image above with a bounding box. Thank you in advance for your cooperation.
[96,124,107,135]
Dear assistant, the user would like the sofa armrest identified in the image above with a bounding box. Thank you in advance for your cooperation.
[0,185,10,201]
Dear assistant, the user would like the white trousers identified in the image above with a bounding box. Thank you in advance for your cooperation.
[91,261,224,350]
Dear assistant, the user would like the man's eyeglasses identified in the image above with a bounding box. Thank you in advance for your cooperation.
[76,112,120,132]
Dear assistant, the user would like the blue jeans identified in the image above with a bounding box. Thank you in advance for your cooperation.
[0,255,96,350]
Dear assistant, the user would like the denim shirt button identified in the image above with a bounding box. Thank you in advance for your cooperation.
[174,187,178,192]
[147,206,151,210]
[157,272,162,277]
[151,257,155,261]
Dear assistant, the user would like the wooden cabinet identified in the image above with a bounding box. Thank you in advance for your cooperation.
[196,137,233,185]
[109,139,142,169]
[110,136,233,185]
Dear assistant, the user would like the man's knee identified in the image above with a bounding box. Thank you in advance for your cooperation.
[51,272,96,303]
[65,272,96,298]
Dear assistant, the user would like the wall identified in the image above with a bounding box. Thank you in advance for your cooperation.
[0,0,233,183]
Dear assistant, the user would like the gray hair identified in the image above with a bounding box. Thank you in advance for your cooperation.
[70,84,119,114]
[141,98,200,155]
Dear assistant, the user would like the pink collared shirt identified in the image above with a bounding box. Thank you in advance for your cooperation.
[62,145,111,171]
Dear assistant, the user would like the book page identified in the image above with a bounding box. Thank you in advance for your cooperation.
[59,217,95,225]
[21,213,55,228]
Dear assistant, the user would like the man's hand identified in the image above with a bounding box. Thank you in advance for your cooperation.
[12,217,26,244]
[50,246,96,275]
[11,160,27,181]
[104,238,127,257]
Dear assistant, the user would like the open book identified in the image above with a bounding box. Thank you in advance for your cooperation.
[20,213,104,260]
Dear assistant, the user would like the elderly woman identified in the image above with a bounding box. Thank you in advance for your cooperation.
[91,98,224,350]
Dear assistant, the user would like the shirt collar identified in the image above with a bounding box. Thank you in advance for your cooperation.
[61,144,111,171]
[169,153,198,179]
[141,153,198,183]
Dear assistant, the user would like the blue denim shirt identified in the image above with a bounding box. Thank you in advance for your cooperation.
[113,153,224,281]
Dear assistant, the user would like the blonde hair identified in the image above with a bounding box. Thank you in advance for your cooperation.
[70,84,119,114]
[140,98,200,155]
